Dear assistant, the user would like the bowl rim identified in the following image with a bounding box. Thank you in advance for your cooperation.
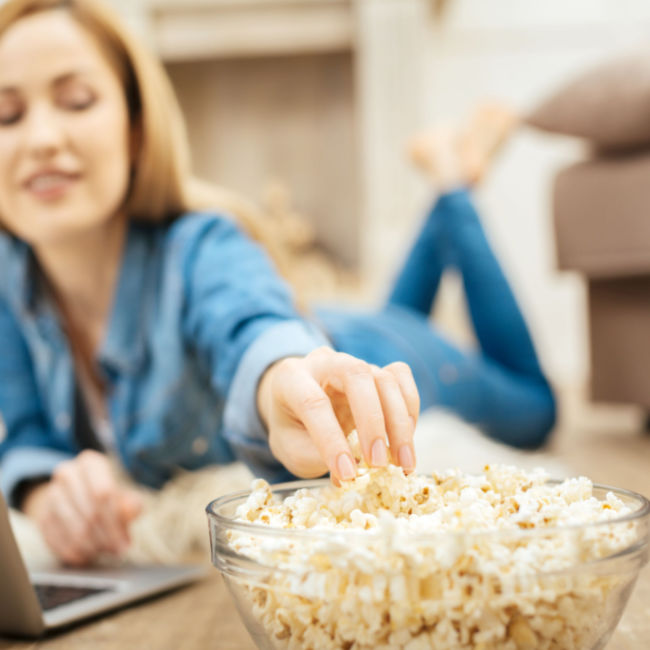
[206,477,650,542]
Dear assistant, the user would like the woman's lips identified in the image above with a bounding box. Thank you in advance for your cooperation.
[24,172,80,201]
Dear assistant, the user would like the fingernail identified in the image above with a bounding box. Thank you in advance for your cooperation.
[370,439,388,467]
[399,444,415,472]
[336,453,356,481]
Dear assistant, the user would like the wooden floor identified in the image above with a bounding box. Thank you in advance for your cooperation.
[1,390,649,649]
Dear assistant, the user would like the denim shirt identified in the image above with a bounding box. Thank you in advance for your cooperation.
[0,212,329,507]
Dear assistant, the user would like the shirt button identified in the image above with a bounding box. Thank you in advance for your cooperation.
[192,436,209,456]
[56,412,71,430]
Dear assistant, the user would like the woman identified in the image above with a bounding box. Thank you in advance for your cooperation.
[0,0,420,566]
[0,0,553,567]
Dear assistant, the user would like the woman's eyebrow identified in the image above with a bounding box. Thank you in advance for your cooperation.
[0,69,94,94]
[52,69,94,86]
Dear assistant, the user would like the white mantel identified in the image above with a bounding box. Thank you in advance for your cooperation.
[150,0,355,61]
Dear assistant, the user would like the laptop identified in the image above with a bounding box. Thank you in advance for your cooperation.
[0,490,208,637]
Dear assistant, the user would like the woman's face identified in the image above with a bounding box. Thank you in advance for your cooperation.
[0,9,132,246]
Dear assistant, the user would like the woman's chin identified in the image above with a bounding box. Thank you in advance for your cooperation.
[10,213,113,248]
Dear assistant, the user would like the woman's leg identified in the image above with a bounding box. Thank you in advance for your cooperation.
[436,189,556,445]
[385,199,449,315]
[354,105,554,446]
[438,188,544,379]
[388,186,546,378]
[389,104,518,317]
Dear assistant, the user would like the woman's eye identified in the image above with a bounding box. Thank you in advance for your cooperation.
[0,95,22,125]
[59,87,96,111]
[0,106,22,125]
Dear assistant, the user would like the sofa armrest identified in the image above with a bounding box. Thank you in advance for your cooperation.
[554,152,650,277]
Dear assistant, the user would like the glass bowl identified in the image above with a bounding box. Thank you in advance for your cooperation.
[207,479,649,650]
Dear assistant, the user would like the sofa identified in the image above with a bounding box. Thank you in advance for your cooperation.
[526,51,650,418]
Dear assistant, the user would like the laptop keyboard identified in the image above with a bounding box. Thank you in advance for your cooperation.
[34,583,112,611]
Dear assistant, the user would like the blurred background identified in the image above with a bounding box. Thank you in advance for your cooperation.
[105,0,650,432]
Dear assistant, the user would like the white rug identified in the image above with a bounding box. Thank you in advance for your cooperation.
[413,409,569,477]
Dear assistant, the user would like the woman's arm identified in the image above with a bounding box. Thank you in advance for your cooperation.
[180,215,334,479]
[180,215,419,480]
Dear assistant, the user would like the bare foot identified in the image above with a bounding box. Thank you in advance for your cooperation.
[408,102,518,190]
[461,102,519,183]
[408,124,465,191]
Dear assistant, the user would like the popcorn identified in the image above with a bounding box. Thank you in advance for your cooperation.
[225,459,639,650]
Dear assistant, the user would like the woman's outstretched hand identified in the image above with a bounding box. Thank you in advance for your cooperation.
[21,450,142,566]
[257,347,420,483]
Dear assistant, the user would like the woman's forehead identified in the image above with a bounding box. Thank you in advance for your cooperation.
[0,9,116,88]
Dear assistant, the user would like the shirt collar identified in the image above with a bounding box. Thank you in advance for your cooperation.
[8,236,37,314]
[10,238,59,337]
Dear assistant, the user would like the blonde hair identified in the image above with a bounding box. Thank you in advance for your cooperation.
[0,0,279,254]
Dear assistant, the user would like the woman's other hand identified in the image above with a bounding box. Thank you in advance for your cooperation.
[21,450,142,566]
[258,347,420,483]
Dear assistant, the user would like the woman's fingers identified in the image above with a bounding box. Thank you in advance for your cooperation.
[22,481,90,566]
[384,361,420,427]
[78,451,129,554]
[43,483,95,566]
[53,460,112,555]
[379,361,420,471]
[340,360,389,469]
[267,348,422,482]
[119,490,143,524]
[272,358,357,482]
[372,365,416,472]
[306,349,390,470]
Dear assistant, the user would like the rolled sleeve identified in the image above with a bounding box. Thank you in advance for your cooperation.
[223,319,330,480]
[1,446,73,508]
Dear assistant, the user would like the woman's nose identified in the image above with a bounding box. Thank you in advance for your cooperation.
[22,103,66,157]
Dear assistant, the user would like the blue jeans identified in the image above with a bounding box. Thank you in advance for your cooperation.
[316,189,556,448]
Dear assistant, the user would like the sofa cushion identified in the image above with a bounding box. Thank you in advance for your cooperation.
[553,151,650,276]
[526,51,650,150]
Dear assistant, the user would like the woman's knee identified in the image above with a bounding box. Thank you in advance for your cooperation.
[516,382,557,449]
[480,379,556,449]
